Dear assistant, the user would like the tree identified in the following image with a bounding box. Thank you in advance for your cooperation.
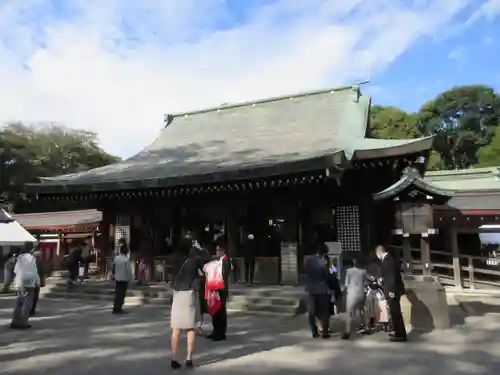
[417,85,500,169]
[426,150,445,171]
[476,125,500,167]
[368,105,422,139]
[0,122,120,208]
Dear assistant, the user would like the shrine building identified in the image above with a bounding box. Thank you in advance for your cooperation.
[25,84,448,283]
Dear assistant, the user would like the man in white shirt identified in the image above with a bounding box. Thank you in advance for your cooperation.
[29,247,45,316]
[112,241,132,314]
[11,243,40,329]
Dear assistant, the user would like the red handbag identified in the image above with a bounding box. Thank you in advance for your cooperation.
[206,290,222,316]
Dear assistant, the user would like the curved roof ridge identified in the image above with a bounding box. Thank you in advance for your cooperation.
[166,82,368,119]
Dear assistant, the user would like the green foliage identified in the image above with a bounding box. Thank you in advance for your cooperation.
[0,122,120,207]
[368,105,421,139]
[476,126,500,167]
[417,85,500,169]
[369,84,500,170]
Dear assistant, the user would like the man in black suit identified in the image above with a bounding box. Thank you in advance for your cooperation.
[241,234,256,285]
[375,245,407,342]
[208,242,233,341]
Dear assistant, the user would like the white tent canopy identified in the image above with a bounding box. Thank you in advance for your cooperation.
[0,209,37,246]
[479,225,500,245]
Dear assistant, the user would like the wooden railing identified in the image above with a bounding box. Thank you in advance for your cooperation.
[388,245,500,289]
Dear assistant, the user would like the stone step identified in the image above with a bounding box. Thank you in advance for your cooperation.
[44,281,305,298]
[43,285,302,305]
[46,285,302,304]
[41,290,301,315]
[41,282,303,315]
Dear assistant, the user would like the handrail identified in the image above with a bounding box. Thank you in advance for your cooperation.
[387,244,500,289]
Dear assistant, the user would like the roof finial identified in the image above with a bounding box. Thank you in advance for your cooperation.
[164,114,174,128]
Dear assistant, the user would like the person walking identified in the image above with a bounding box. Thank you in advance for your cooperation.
[112,240,132,314]
[10,242,40,329]
[341,257,371,340]
[170,247,204,369]
[29,246,45,316]
[375,245,407,342]
[67,244,82,285]
[303,243,334,339]
[81,240,92,279]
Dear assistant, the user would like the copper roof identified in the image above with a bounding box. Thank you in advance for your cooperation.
[13,209,102,230]
[26,84,434,194]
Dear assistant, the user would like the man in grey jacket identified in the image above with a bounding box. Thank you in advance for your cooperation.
[11,242,39,329]
[303,244,333,339]
[30,247,45,316]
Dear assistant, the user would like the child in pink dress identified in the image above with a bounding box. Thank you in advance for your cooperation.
[376,288,390,331]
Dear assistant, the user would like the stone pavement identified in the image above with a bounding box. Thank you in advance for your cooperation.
[1,296,500,375]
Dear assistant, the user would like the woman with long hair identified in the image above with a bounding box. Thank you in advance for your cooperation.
[170,247,204,370]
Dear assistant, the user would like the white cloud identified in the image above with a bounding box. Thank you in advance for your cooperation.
[0,0,486,158]
[448,46,466,61]
[467,0,500,24]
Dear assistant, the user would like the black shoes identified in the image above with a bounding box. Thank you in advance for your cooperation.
[341,332,351,340]
[390,336,408,342]
[171,360,194,370]
[10,323,31,330]
[171,360,181,369]
[388,331,407,341]
[211,335,226,341]
[312,329,330,339]
[112,309,127,315]
[207,333,226,341]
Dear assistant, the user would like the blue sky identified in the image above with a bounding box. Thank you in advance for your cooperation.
[369,4,500,111]
[0,0,500,157]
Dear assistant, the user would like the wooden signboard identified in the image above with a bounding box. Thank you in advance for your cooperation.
[399,202,433,234]
[280,242,298,284]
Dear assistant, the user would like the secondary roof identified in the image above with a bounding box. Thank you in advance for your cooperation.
[13,210,102,231]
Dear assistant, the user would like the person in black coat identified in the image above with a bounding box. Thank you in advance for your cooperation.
[241,234,256,285]
[207,242,233,341]
[375,245,407,342]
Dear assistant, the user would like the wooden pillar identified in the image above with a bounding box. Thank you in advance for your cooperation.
[54,233,62,271]
[450,224,462,288]
[91,230,98,266]
[420,235,432,277]
[171,206,182,249]
[226,206,239,256]
[401,235,413,274]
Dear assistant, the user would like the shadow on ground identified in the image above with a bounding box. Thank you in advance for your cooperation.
[0,298,499,375]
